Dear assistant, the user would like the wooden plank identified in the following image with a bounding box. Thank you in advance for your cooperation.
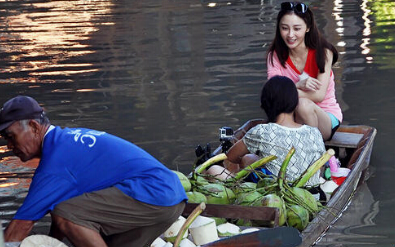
[183,203,279,226]
[325,132,364,148]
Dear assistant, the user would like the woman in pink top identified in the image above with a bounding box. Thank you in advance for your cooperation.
[266,2,343,140]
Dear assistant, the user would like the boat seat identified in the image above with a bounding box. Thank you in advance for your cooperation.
[325,132,364,148]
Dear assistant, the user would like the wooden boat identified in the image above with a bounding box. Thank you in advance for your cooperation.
[183,119,377,247]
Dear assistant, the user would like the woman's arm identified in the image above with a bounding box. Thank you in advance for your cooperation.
[226,140,250,164]
[267,52,285,79]
[297,49,333,103]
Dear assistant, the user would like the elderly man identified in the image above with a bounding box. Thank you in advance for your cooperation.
[0,96,187,247]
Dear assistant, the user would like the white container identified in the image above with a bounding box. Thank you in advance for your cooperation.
[189,216,218,245]
[320,180,339,200]
[320,180,339,193]
[240,228,260,234]
[331,167,350,178]
[150,237,166,247]
[163,216,188,243]
[20,235,67,247]
[179,238,196,247]
[217,222,240,237]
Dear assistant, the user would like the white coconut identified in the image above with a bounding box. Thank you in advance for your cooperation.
[189,216,218,245]
[20,235,67,247]
[240,228,260,234]
[216,222,241,237]
[163,242,173,247]
[163,216,188,243]
[151,237,167,247]
[179,238,197,247]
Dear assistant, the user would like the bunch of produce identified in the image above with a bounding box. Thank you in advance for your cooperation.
[172,147,335,233]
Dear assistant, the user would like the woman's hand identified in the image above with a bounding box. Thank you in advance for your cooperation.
[297,76,322,91]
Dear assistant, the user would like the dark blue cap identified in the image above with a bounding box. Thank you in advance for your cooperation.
[0,96,43,131]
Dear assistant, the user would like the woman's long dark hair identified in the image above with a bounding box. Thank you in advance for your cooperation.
[267,3,338,73]
[261,76,299,123]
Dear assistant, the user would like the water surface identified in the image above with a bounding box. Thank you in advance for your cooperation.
[0,0,394,246]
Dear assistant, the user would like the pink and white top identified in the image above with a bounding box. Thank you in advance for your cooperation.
[267,50,343,122]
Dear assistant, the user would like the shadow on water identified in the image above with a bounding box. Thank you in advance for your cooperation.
[0,0,395,245]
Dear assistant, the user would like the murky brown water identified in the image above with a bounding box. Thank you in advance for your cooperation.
[1,0,394,246]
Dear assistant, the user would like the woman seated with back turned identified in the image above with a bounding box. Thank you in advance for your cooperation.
[207,75,326,187]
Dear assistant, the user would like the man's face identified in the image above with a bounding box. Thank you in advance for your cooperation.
[2,121,40,162]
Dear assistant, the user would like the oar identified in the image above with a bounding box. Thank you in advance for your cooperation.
[201,226,302,247]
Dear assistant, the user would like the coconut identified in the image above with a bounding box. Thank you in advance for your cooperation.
[189,216,219,245]
[20,235,67,247]
[201,184,235,205]
[288,187,318,217]
[150,237,166,247]
[173,170,191,192]
[235,191,263,206]
[163,242,173,247]
[240,228,260,234]
[163,216,188,243]
[217,222,241,237]
[210,217,227,225]
[234,182,257,195]
[186,191,207,204]
[195,175,209,186]
[286,204,309,231]
[179,238,197,247]
[252,194,287,226]
[235,218,253,227]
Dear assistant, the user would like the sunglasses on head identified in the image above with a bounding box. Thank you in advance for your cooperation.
[281,2,308,14]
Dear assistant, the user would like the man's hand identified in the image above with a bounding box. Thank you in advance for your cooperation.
[4,219,34,242]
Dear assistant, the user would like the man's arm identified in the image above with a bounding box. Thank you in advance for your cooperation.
[4,219,34,242]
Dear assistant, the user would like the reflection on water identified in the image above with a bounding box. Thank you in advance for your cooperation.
[0,0,395,245]
[0,0,114,82]
[316,183,381,246]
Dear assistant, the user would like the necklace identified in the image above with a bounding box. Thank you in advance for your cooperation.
[289,50,308,72]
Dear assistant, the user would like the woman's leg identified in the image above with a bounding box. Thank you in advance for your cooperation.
[206,165,235,180]
[295,98,332,140]
[240,154,260,169]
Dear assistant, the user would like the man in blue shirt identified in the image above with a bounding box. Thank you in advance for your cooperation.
[0,96,187,247]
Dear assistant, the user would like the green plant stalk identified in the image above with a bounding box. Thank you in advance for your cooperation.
[293,149,335,188]
[278,147,296,191]
[173,202,206,247]
[233,155,277,180]
[195,153,228,174]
